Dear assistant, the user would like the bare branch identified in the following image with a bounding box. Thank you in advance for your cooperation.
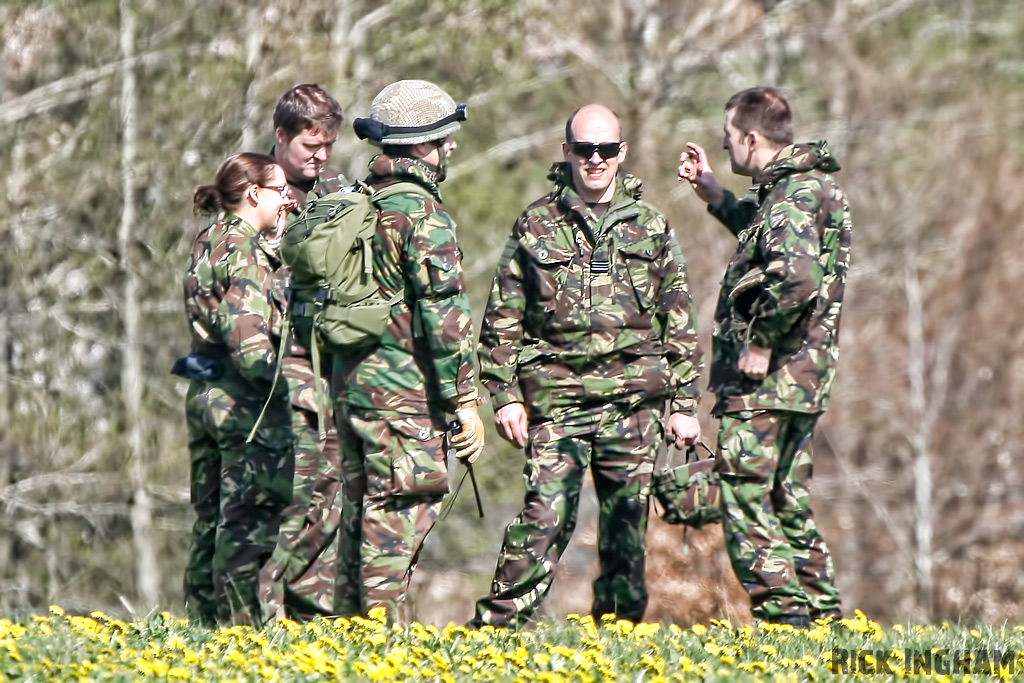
[821,428,913,557]
[856,0,927,31]
[0,51,164,125]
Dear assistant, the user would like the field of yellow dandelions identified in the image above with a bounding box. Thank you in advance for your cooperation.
[1,606,1022,681]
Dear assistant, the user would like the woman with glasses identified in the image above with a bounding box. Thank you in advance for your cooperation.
[177,152,296,626]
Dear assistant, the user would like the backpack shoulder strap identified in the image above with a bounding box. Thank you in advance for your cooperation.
[309,182,368,203]
[360,182,430,324]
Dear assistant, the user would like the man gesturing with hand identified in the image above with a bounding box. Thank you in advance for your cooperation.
[679,87,851,628]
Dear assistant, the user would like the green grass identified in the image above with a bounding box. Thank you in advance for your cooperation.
[0,607,1021,681]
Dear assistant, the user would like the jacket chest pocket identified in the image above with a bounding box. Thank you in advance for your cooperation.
[616,236,665,312]
[521,241,575,304]
[734,219,765,265]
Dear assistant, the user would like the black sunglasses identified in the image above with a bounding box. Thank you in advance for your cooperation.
[569,141,622,160]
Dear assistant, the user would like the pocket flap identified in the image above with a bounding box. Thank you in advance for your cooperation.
[524,241,574,266]
[617,236,665,261]
[388,415,439,441]
[425,252,460,296]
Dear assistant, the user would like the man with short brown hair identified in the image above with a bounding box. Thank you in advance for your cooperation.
[272,83,347,206]
[258,83,348,623]
[679,86,849,627]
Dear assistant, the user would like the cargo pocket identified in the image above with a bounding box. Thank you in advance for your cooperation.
[387,415,450,496]
[238,416,295,510]
[317,299,393,349]
[521,240,574,305]
[727,268,770,321]
[617,236,664,312]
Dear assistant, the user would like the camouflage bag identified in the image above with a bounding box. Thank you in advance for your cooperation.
[280,180,431,354]
[653,442,722,529]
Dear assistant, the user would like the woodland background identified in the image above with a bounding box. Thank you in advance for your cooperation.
[2,0,1023,626]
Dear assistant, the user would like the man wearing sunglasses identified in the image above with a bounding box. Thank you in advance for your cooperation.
[471,104,702,628]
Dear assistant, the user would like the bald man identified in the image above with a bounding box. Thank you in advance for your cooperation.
[470,104,702,628]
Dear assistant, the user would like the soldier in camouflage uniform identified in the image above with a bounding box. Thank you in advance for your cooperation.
[258,84,348,623]
[678,87,850,627]
[179,153,295,626]
[332,80,483,622]
[470,104,702,629]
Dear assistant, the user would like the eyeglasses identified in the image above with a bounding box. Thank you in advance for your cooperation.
[258,184,290,195]
[568,141,622,160]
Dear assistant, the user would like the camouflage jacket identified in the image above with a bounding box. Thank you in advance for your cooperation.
[183,215,286,392]
[709,140,852,414]
[332,153,476,415]
[267,251,322,414]
[479,163,701,419]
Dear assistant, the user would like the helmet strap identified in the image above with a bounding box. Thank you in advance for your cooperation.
[415,139,448,183]
[434,139,449,182]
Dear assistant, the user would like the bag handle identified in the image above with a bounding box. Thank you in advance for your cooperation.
[662,439,715,469]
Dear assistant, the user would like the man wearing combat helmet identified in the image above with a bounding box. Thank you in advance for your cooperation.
[332,80,483,622]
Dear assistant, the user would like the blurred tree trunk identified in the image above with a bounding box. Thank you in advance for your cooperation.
[0,174,10,545]
[119,0,159,610]
[330,0,393,179]
[0,55,8,440]
[904,263,934,617]
[240,5,265,151]
[1,57,22,595]
[905,249,962,618]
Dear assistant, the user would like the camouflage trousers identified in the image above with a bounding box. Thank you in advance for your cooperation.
[258,407,342,624]
[183,377,293,627]
[715,410,842,622]
[472,400,662,628]
[333,405,448,622]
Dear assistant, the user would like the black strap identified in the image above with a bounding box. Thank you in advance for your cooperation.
[354,104,467,141]
[439,460,485,521]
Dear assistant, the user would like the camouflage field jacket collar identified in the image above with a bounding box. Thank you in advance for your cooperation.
[758,140,841,191]
[221,213,280,264]
[367,153,442,201]
[546,162,644,222]
[222,213,260,239]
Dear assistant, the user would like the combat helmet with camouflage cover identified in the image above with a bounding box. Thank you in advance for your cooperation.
[353,79,466,146]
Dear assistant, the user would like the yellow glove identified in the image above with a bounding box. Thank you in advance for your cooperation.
[450,390,485,463]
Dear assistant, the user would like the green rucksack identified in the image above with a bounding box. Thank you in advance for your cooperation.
[249,180,431,441]
[280,180,431,354]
